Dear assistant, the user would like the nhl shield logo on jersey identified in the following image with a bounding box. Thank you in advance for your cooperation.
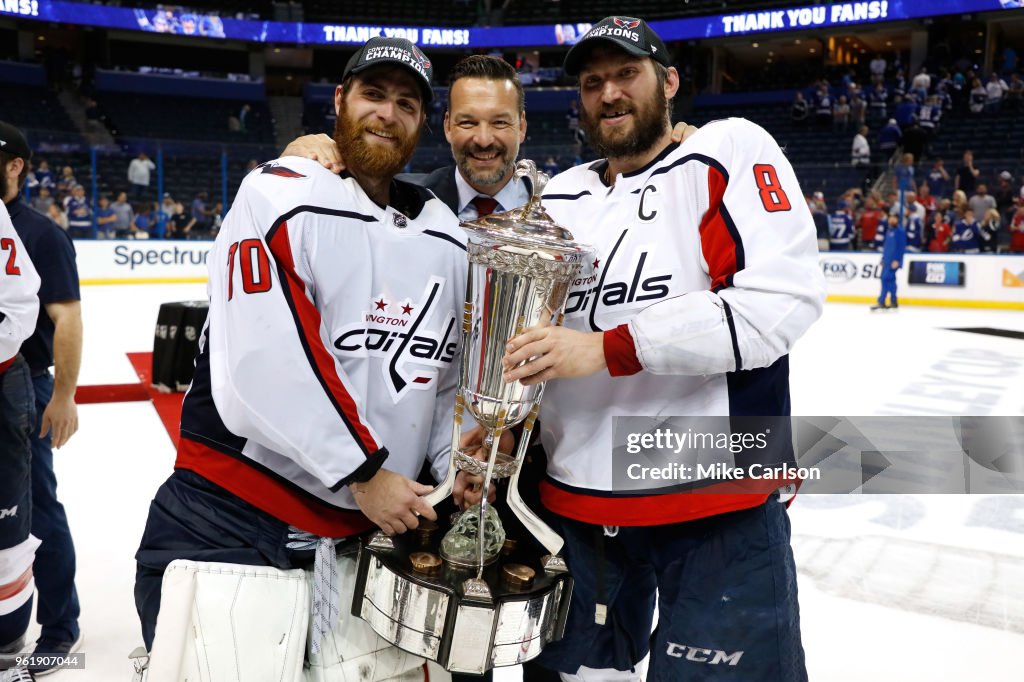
[393,212,408,228]
[332,276,458,402]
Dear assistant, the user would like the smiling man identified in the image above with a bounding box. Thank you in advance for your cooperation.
[134,37,470,680]
[499,16,825,682]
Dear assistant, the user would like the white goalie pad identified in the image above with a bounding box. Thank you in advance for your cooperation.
[143,556,424,682]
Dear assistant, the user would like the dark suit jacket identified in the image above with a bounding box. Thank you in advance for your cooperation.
[399,165,459,214]
[399,165,533,216]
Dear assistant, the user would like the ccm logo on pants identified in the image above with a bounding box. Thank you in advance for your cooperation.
[666,643,743,665]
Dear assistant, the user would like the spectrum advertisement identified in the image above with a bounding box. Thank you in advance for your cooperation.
[0,0,1019,48]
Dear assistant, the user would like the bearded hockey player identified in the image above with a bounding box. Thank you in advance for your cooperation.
[133,37,468,682]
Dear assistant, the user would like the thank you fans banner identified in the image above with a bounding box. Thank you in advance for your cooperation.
[1,0,1018,48]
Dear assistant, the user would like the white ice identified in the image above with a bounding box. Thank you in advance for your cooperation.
[26,284,1024,680]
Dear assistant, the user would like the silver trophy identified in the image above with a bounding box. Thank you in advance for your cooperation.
[353,160,594,674]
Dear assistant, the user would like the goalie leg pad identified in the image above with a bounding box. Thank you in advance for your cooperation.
[146,559,309,682]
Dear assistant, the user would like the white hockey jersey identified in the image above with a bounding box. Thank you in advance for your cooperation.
[538,118,826,525]
[177,157,467,537]
[0,201,39,371]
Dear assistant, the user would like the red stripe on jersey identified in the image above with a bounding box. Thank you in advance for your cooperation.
[603,324,642,376]
[0,356,14,375]
[266,221,380,456]
[0,566,32,601]
[539,478,785,526]
[699,165,738,291]
[176,437,375,538]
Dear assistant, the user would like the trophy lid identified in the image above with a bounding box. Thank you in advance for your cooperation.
[460,160,592,259]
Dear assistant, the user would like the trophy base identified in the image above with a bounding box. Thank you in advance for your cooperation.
[352,529,572,674]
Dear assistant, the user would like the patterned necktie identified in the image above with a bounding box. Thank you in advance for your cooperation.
[471,196,499,218]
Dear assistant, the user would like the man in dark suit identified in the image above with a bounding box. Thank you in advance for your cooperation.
[288,55,532,219]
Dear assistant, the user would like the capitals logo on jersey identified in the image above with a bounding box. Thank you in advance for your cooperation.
[332,276,457,402]
[565,230,673,330]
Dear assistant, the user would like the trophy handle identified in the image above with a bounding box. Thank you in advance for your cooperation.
[422,394,465,507]
[505,403,564,556]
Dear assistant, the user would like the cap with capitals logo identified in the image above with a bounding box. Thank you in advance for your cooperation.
[0,121,32,161]
[342,36,434,104]
[563,16,671,76]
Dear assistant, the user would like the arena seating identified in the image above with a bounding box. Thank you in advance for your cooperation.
[501,0,814,25]
[95,93,275,145]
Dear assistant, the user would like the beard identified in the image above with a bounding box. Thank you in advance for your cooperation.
[581,88,669,160]
[454,141,516,189]
[333,100,420,180]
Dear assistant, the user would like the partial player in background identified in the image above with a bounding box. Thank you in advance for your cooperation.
[496,16,824,682]
[0,201,40,674]
[0,121,84,677]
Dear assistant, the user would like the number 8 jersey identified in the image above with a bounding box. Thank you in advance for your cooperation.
[538,118,826,526]
[176,157,468,537]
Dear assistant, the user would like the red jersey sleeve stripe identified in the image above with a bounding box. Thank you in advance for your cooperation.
[266,220,381,457]
[699,164,745,292]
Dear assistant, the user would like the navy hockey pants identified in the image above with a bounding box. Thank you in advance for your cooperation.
[532,497,807,681]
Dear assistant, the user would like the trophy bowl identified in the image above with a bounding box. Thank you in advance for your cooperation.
[352,160,593,673]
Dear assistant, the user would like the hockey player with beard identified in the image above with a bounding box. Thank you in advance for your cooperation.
[496,16,824,682]
[133,37,483,682]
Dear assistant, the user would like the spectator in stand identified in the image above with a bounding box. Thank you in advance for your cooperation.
[543,156,559,177]
[209,200,224,236]
[238,104,251,132]
[993,171,1017,222]
[809,193,829,250]
[133,202,159,239]
[159,194,176,224]
[167,202,195,240]
[832,95,850,131]
[1007,73,1023,112]
[790,91,809,122]
[918,95,942,139]
[127,152,156,200]
[34,159,54,190]
[903,206,925,252]
[893,152,915,192]
[979,208,1001,253]
[952,209,981,253]
[850,89,867,127]
[891,68,907,101]
[851,125,871,167]
[969,78,987,113]
[955,150,980,195]
[829,201,855,250]
[985,72,1009,112]
[894,95,917,127]
[968,184,997,222]
[111,191,134,238]
[190,191,211,233]
[951,190,969,221]
[858,196,886,249]
[878,118,901,158]
[47,203,68,232]
[31,186,55,215]
[566,99,584,146]
[902,122,928,164]
[868,82,888,121]
[870,53,887,83]
[55,166,76,202]
[94,196,117,239]
[917,182,936,213]
[926,158,950,198]
[911,67,931,98]
[815,86,834,127]
[64,185,92,239]
[928,210,953,252]
[1010,206,1024,253]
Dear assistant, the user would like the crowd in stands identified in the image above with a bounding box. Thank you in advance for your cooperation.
[23,155,225,240]
[810,149,1024,254]
[790,50,1024,255]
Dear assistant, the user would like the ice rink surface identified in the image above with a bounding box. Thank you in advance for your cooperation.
[26,283,1024,680]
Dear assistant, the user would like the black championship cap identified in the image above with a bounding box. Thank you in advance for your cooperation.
[342,36,434,104]
[0,121,32,161]
[563,16,671,76]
